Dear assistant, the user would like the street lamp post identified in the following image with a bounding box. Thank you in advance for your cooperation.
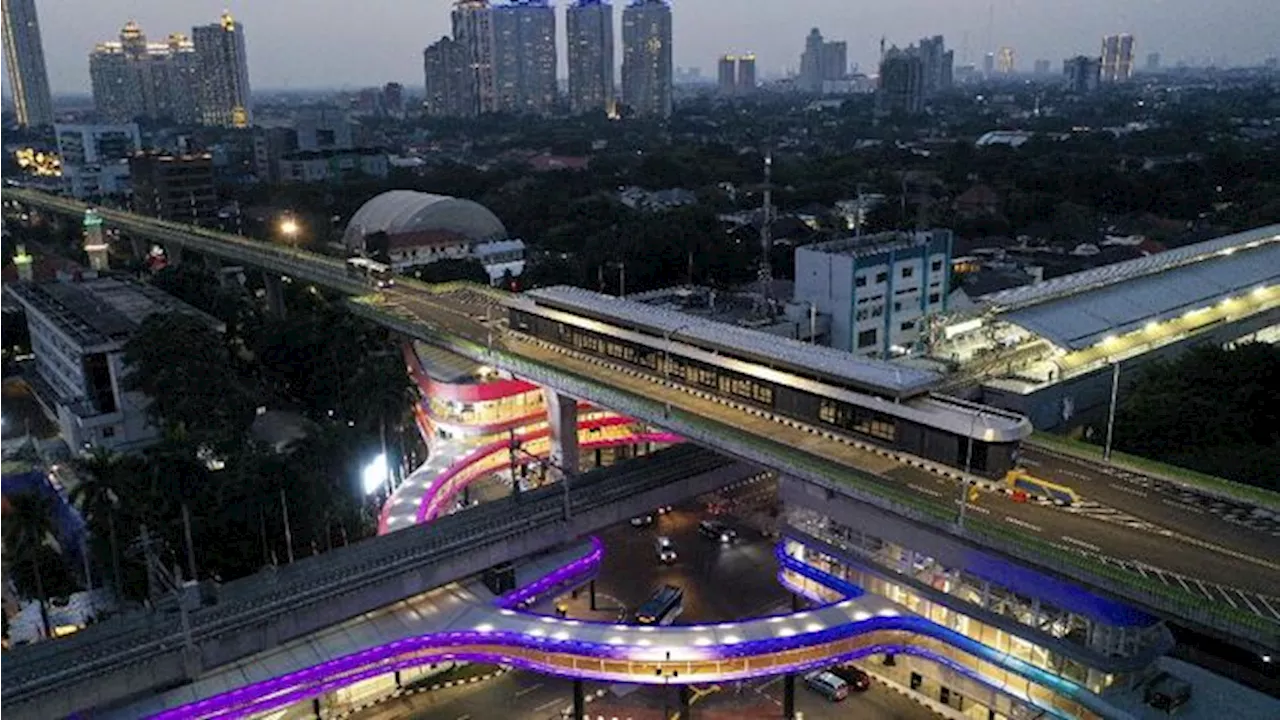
[1103,360,1121,463]
[958,410,981,528]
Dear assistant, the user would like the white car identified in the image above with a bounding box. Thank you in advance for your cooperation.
[655,536,678,563]
[631,514,655,528]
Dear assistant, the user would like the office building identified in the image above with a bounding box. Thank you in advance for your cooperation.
[620,0,673,118]
[277,148,390,184]
[793,230,952,358]
[1145,52,1160,72]
[191,12,252,126]
[1101,33,1134,82]
[4,274,222,452]
[821,40,847,81]
[736,54,756,94]
[566,0,614,115]
[54,123,141,198]
[89,22,201,124]
[492,0,557,114]
[1063,55,1101,94]
[877,45,924,115]
[717,55,737,95]
[129,151,217,224]
[917,35,954,93]
[982,51,995,76]
[1033,58,1051,76]
[2,0,55,126]
[423,36,472,117]
[293,107,353,151]
[798,27,824,92]
[452,0,498,115]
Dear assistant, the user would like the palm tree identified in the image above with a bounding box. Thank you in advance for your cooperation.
[70,447,127,600]
[3,493,59,639]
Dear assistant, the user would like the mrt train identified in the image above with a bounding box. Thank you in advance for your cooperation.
[508,288,1032,478]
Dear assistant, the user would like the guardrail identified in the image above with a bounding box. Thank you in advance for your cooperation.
[2,445,730,706]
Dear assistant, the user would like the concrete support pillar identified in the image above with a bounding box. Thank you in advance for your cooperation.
[679,685,692,718]
[589,579,597,611]
[130,235,148,262]
[544,389,579,477]
[573,679,585,720]
[783,674,796,719]
[263,271,287,318]
[166,243,184,266]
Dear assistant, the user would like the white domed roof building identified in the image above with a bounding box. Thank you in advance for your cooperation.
[343,190,513,273]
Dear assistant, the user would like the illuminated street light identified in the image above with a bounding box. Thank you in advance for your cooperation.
[362,453,389,495]
[279,217,301,238]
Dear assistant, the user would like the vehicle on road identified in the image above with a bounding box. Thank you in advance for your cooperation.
[699,519,737,543]
[655,536,678,563]
[803,671,850,701]
[655,505,674,515]
[630,513,654,528]
[1005,469,1080,506]
[346,257,395,288]
[635,584,683,626]
[829,664,871,692]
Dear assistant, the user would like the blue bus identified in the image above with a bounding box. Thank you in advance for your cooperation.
[635,585,684,626]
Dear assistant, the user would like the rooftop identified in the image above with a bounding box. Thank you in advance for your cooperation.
[799,229,949,261]
[3,273,223,350]
[519,286,939,397]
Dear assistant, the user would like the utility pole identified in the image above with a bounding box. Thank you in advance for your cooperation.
[1104,361,1121,462]
[753,148,775,319]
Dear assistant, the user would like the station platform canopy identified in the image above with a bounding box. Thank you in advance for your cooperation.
[979,225,1280,352]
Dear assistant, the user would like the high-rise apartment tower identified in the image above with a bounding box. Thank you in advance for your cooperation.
[2,0,55,126]
[566,0,614,115]
[620,0,673,117]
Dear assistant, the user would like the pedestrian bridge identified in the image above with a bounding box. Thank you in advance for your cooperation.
[125,541,1128,720]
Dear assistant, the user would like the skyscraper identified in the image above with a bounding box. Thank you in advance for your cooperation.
[1033,59,1051,76]
[736,54,756,95]
[621,0,673,118]
[452,0,498,115]
[1063,55,1101,94]
[90,21,201,124]
[799,28,824,92]
[423,36,472,117]
[2,0,55,127]
[821,40,848,82]
[982,52,995,76]
[717,55,737,96]
[492,0,557,115]
[1100,33,1134,82]
[192,12,252,127]
[917,35,954,93]
[878,45,924,115]
[566,0,614,115]
[1145,52,1160,72]
[997,47,1015,74]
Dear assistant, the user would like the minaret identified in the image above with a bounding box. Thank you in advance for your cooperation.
[83,208,109,271]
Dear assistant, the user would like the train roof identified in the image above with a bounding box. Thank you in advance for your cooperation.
[517,286,940,399]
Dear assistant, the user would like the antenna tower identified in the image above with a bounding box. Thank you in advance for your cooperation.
[753,149,775,319]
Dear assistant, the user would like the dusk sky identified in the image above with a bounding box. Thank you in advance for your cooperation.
[22,0,1280,94]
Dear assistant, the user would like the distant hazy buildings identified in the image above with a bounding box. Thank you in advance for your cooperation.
[89,13,249,127]
[878,45,924,115]
[90,21,200,124]
[566,0,614,115]
[2,0,55,126]
[1033,58,1051,76]
[492,0,557,114]
[717,54,756,96]
[1063,55,1101,94]
[1145,52,1160,72]
[997,47,1015,74]
[1101,33,1135,83]
[423,36,472,117]
[737,54,756,95]
[916,35,954,93]
[621,0,673,117]
[798,28,850,93]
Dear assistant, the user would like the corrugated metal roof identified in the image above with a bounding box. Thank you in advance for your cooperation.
[1001,238,1280,350]
[520,286,939,397]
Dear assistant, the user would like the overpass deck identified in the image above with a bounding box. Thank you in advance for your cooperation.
[8,189,1278,647]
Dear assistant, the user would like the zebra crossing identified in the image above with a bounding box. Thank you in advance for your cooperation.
[1054,499,1157,530]
[1101,466,1280,537]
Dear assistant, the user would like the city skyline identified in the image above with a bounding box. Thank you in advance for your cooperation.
[6,0,1278,94]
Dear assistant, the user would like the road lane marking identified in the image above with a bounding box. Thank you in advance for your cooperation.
[909,483,944,498]
[533,699,565,713]
[1217,586,1239,608]
[1109,483,1148,498]
[1004,516,1042,532]
[515,683,544,697]
[1257,595,1280,620]
[1061,535,1102,552]
[953,499,990,514]
[1161,499,1205,514]
[1020,458,1041,467]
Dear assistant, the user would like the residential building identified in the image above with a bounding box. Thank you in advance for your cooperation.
[383,82,405,118]
[1033,59,1051,76]
[1145,52,1160,72]
[423,36,472,117]
[621,0,673,117]
[452,0,498,115]
[793,230,952,358]
[736,54,756,94]
[252,126,297,183]
[1063,55,1101,94]
[821,40,847,81]
[566,0,614,115]
[2,0,55,126]
[89,22,201,124]
[917,35,953,93]
[798,27,824,92]
[54,123,142,198]
[277,148,390,184]
[717,55,737,96]
[191,11,252,126]
[982,52,995,76]
[492,0,557,114]
[294,107,354,151]
[1100,33,1134,83]
[877,45,925,115]
[3,274,223,452]
[128,151,217,224]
